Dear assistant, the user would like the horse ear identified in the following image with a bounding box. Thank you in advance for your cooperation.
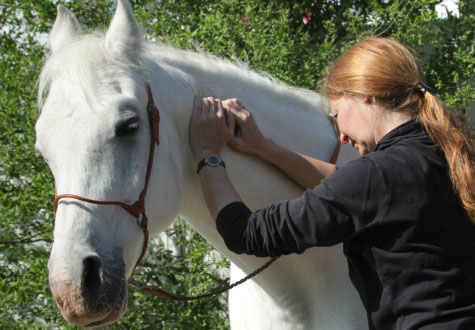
[105,0,143,60]
[50,5,82,53]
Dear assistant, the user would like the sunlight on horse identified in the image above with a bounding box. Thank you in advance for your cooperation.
[35,0,364,328]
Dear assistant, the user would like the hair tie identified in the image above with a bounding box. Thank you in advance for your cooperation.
[417,81,435,95]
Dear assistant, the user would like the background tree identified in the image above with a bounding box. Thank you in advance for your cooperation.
[1,0,473,328]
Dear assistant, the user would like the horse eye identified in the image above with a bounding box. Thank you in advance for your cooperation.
[116,117,140,137]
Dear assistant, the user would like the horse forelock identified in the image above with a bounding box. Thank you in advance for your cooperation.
[38,33,145,112]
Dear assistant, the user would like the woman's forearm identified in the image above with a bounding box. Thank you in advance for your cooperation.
[254,139,336,189]
[198,165,243,221]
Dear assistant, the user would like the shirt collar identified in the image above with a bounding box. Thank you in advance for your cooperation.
[373,118,425,152]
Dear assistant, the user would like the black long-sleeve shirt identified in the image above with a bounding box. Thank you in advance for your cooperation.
[217,119,475,330]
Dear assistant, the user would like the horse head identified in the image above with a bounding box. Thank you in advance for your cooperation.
[35,0,184,326]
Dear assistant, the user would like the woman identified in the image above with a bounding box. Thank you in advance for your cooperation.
[189,38,475,329]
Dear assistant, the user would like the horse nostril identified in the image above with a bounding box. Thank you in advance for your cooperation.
[82,255,103,292]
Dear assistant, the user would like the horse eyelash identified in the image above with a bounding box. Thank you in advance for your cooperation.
[115,117,140,137]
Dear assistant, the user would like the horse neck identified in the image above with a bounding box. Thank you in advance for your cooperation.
[144,43,343,267]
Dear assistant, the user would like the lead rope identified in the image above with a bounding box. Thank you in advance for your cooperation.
[128,257,279,301]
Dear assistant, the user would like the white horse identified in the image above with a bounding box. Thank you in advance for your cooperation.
[35,0,365,328]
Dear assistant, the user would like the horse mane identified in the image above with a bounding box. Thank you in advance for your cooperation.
[148,42,329,117]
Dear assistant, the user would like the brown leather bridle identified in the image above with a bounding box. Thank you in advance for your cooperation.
[53,84,160,270]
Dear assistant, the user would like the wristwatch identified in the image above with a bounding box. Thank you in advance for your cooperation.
[196,155,226,174]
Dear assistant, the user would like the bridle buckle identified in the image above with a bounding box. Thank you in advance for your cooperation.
[137,213,148,229]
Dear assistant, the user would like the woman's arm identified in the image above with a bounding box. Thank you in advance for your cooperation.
[188,96,243,220]
[252,139,336,189]
[223,99,336,189]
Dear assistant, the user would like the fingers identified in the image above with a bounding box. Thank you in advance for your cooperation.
[223,99,248,119]
[197,97,247,116]
[222,98,245,110]
[227,106,251,125]
[194,96,220,121]
[190,95,240,159]
[197,97,225,119]
[215,98,224,119]
[193,95,240,133]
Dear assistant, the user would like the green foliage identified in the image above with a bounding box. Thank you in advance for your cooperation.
[1,0,473,328]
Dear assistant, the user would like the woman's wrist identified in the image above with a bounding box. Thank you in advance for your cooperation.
[252,138,280,161]
[195,148,221,161]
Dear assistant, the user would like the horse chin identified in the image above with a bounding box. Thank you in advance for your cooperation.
[85,289,128,327]
[50,278,128,327]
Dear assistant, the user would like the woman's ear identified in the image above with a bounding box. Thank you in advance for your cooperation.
[363,96,373,104]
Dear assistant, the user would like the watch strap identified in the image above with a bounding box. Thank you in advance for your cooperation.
[196,155,226,174]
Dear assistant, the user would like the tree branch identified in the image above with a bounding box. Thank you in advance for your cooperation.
[0,231,49,245]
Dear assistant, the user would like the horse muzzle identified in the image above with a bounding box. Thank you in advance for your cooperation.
[48,253,128,327]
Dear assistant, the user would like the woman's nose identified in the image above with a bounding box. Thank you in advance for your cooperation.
[340,133,349,144]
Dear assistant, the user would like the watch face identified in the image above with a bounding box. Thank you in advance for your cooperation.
[207,155,221,166]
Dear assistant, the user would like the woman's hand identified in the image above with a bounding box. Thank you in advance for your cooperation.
[189,96,235,160]
[221,98,272,156]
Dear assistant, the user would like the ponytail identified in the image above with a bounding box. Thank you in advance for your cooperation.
[418,93,475,221]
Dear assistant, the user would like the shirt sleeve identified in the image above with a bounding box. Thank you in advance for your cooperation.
[216,156,386,257]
